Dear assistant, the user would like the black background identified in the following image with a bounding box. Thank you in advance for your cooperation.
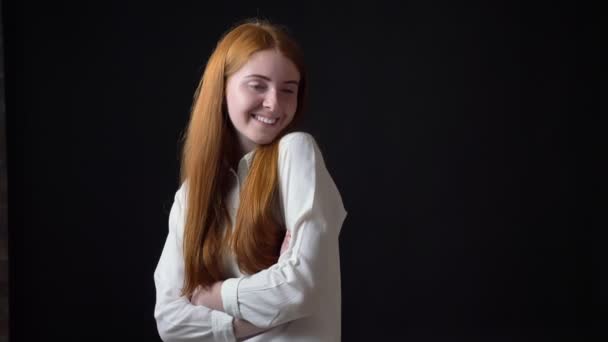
[3,1,602,341]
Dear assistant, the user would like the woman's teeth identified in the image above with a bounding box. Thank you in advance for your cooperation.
[253,114,278,125]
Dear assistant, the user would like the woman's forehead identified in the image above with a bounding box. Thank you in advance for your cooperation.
[235,50,300,82]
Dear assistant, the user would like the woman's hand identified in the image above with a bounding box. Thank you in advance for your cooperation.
[190,230,290,312]
[190,281,224,311]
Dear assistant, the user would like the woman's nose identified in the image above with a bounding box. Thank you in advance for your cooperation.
[262,90,280,112]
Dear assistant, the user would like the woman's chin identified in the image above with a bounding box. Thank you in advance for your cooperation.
[248,132,279,146]
[254,137,275,146]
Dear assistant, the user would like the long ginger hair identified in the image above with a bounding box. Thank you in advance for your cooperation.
[179,19,307,296]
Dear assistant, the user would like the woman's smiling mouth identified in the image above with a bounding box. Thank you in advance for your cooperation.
[251,113,279,125]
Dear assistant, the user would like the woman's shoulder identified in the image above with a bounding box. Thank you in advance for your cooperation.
[277,131,327,168]
[174,180,189,207]
[278,131,321,157]
[279,131,316,148]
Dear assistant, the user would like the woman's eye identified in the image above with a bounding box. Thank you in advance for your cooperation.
[249,83,266,91]
[282,89,295,94]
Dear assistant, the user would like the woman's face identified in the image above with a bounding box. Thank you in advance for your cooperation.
[225,49,300,154]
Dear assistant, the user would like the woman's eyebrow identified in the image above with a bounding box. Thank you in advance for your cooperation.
[245,74,299,85]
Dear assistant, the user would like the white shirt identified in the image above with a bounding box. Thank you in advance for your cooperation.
[154,132,348,342]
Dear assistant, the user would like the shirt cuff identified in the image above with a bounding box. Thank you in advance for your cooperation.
[211,310,236,342]
[221,277,243,319]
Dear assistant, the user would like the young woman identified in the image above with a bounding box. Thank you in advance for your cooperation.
[153,19,348,341]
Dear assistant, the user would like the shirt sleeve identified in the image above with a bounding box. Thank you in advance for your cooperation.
[220,132,348,328]
[154,184,237,342]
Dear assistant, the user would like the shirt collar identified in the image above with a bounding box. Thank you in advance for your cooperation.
[240,149,255,170]
[225,148,255,174]
[223,148,256,174]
